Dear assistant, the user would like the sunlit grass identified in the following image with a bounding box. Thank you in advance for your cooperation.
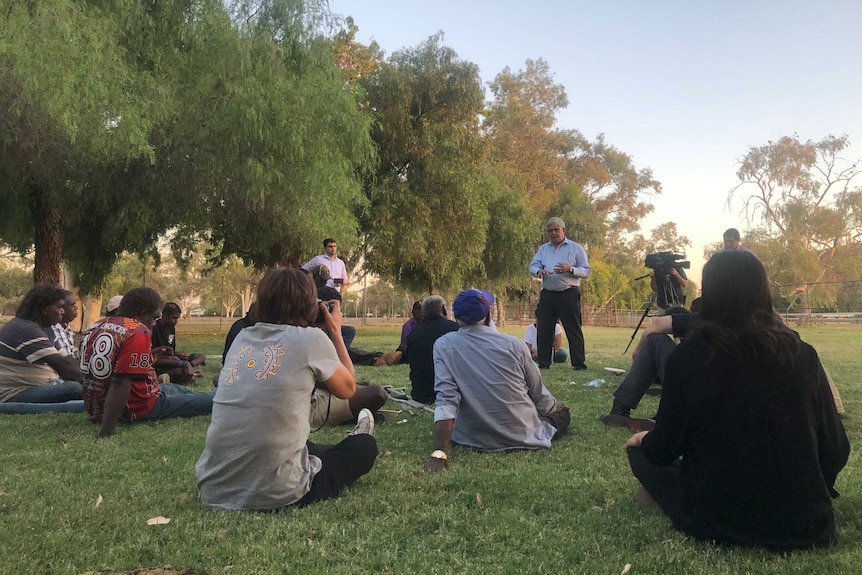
[0,324,858,574]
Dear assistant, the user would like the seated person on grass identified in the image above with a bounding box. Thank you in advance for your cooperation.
[0,284,84,414]
[311,285,387,427]
[81,287,214,438]
[151,302,206,384]
[374,300,422,366]
[599,305,690,432]
[196,267,377,510]
[524,310,568,364]
[403,295,459,404]
[49,290,79,359]
[423,290,570,472]
[624,250,848,550]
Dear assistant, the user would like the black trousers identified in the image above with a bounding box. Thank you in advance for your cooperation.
[627,446,683,523]
[295,435,378,506]
[536,287,585,368]
[539,409,572,439]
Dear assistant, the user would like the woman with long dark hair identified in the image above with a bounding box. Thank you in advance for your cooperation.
[625,250,849,549]
[196,267,378,509]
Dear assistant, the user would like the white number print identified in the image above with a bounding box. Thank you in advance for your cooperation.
[87,333,116,379]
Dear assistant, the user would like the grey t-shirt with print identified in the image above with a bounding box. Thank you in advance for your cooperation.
[196,322,341,510]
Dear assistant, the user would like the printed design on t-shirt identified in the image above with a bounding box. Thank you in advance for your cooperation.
[84,332,116,379]
[167,334,175,346]
[223,345,254,385]
[254,344,284,380]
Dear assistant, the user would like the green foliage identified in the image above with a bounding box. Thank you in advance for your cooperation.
[361,34,489,293]
[729,134,862,307]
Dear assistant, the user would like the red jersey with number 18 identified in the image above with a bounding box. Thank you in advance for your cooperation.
[80,316,159,422]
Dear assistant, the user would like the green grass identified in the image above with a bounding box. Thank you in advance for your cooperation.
[1,325,860,574]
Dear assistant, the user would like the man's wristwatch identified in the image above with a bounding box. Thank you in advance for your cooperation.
[430,450,448,461]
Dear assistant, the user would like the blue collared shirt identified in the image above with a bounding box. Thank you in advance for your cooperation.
[529,237,591,292]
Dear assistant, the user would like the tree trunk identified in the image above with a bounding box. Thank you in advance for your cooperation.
[28,182,63,285]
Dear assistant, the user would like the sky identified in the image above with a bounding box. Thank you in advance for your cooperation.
[331,0,862,285]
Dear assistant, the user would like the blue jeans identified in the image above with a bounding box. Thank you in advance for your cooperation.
[139,383,214,421]
[0,381,85,414]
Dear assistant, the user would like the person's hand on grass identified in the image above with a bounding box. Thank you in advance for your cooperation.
[625,430,649,450]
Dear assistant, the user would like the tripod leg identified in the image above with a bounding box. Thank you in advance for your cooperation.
[624,293,657,354]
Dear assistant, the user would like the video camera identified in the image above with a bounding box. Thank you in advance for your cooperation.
[644,251,690,273]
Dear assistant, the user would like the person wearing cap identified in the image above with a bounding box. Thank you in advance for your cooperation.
[423,290,570,471]
[529,217,591,370]
[402,295,459,404]
[105,295,124,316]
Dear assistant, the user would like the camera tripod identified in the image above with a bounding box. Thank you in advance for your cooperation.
[623,273,685,354]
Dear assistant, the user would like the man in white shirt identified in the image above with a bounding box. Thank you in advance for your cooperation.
[523,310,568,364]
[301,238,350,294]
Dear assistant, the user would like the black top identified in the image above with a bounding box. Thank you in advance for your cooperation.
[151,322,176,349]
[404,315,459,404]
[642,339,849,549]
[222,314,256,365]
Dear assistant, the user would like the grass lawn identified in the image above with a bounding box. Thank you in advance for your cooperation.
[1,324,859,574]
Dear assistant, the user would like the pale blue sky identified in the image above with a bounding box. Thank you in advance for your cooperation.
[332,0,862,283]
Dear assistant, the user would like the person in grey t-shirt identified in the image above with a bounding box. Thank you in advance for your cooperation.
[196,268,377,510]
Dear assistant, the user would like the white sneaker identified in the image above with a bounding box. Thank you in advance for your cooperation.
[349,408,375,437]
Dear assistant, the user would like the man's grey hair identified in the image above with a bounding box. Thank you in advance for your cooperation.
[547,217,566,229]
[421,295,446,318]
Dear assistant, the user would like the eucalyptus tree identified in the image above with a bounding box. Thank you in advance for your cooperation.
[360,34,489,294]
[728,134,862,308]
[0,0,173,287]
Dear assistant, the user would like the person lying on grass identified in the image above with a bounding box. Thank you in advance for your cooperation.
[80,287,214,438]
[196,267,377,509]
[625,250,849,550]
[424,289,570,472]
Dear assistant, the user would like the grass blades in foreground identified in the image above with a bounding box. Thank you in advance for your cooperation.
[0,325,859,574]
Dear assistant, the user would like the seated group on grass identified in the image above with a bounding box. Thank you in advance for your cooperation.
[1,251,851,550]
[0,284,215,431]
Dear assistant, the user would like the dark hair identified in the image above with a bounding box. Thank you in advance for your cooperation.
[256,267,318,326]
[310,264,331,289]
[323,238,336,248]
[723,228,741,241]
[691,250,797,365]
[162,302,182,316]
[16,284,68,322]
[119,287,162,319]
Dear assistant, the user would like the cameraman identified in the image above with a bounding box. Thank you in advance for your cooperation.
[650,265,687,310]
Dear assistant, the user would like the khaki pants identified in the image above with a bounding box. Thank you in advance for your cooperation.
[310,387,353,429]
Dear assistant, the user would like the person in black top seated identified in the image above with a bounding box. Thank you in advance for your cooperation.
[403,295,459,404]
[624,250,849,550]
[151,302,206,384]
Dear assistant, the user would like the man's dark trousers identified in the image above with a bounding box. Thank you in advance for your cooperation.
[537,287,585,369]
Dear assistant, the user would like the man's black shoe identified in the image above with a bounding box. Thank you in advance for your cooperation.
[599,412,655,432]
[572,364,588,371]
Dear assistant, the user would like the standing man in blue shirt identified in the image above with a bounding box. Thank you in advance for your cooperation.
[529,217,591,370]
